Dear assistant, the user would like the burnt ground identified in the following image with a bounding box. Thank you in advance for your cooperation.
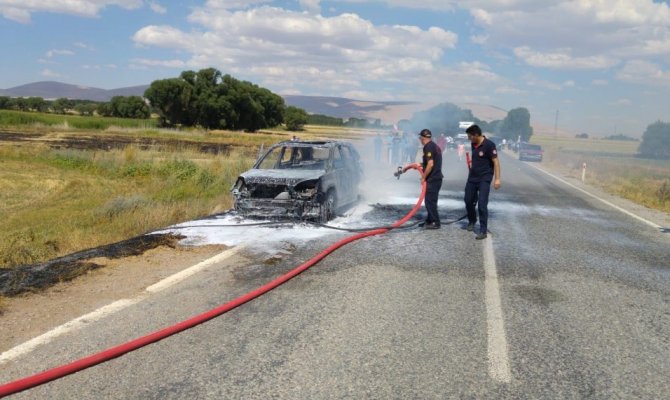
[0,131,237,297]
[0,130,233,155]
[0,234,185,297]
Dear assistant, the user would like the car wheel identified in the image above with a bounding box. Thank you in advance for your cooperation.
[319,189,336,223]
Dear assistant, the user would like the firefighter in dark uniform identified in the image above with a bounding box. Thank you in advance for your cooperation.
[418,129,443,229]
[464,124,501,240]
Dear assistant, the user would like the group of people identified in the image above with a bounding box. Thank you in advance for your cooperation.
[373,131,420,165]
[401,125,501,240]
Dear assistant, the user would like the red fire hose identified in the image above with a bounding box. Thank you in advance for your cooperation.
[0,165,426,397]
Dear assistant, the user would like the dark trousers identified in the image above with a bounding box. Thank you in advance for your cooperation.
[425,178,442,225]
[464,180,491,233]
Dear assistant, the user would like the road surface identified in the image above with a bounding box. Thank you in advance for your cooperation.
[1,149,668,399]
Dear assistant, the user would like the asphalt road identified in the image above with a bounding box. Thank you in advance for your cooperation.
[2,149,669,399]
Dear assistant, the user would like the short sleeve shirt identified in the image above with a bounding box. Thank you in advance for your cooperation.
[468,138,497,182]
[422,140,443,181]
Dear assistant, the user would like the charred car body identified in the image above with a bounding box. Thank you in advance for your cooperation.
[232,140,362,222]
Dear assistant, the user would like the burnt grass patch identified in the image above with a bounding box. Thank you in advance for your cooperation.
[0,131,232,155]
[0,233,184,297]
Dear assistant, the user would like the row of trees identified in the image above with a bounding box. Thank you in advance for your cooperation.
[0,95,150,119]
[401,102,534,142]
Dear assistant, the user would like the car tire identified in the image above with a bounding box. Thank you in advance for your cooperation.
[319,189,336,223]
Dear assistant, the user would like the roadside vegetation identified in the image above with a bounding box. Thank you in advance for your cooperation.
[532,135,670,213]
[0,115,375,271]
[0,143,254,269]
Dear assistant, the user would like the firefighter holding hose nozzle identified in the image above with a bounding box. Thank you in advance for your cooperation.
[395,129,443,229]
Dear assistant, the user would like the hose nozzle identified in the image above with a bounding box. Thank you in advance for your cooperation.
[393,166,403,179]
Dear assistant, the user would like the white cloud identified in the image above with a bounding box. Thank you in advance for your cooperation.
[494,85,525,95]
[337,0,457,12]
[523,74,562,91]
[591,79,608,86]
[41,68,61,78]
[466,0,670,75]
[133,5,459,99]
[616,60,670,87]
[149,1,166,14]
[203,0,272,10]
[299,0,321,14]
[0,0,143,23]
[130,58,188,69]
[45,49,75,58]
[611,98,632,106]
[514,46,618,70]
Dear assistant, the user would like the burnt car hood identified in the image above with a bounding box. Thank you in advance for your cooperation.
[239,169,325,187]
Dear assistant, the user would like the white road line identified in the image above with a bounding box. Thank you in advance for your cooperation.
[0,246,243,364]
[483,237,512,383]
[0,298,143,364]
[528,164,661,229]
[146,246,242,293]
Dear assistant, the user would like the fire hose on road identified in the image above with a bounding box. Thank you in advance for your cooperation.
[0,165,428,398]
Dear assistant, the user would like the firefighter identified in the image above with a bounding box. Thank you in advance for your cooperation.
[418,129,443,229]
[464,124,501,240]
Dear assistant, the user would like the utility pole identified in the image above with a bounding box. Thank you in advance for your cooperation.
[554,109,559,136]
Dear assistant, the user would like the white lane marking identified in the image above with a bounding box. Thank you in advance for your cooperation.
[0,246,242,364]
[0,298,143,364]
[146,246,242,293]
[483,237,512,383]
[528,164,661,229]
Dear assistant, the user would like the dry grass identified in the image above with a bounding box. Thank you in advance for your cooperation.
[531,135,670,213]
[0,124,371,270]
[0,144,255,269]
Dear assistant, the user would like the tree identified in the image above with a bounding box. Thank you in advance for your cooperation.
[109,96,150,119]
[12,97,29,112]
[499,107,533,141]
[0,96,10,109]
[26,97,47,112]
[284,106,308,131]
[145,69,285,131]
[408,102,478,135]
[52,98,74,114]
[97,102,113,117]
[638,121,670,159]
[576,133,589,139]
[75,103,97,116]
[144,78,193,127]
[307,114,343,126]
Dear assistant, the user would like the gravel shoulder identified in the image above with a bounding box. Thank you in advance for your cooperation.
[0,243,227,353]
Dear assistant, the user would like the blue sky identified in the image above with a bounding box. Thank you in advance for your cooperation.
[1,0,669,137]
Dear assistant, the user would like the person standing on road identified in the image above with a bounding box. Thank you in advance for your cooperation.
[463,124,501,240]
[374,133,383,162]
[437,133,447,153]
[410,129,443,229]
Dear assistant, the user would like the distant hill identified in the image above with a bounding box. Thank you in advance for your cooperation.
[0,81,150,102]
[0,81,509,126]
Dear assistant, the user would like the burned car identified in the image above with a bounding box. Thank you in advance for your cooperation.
[231,140,362,222]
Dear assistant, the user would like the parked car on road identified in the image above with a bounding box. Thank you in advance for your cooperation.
[518,143,543,162]
[231,140,362,222]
